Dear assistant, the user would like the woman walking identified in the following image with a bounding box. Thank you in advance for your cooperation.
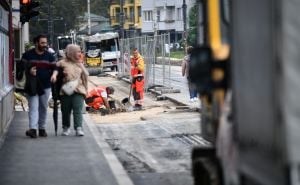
[53,44,89,136]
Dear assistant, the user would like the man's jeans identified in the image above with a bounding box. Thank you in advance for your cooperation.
[27,88,51,129]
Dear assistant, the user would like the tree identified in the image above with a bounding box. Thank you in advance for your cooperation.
[91,0,109,17]
[29,0,109,44]
[187,5,197,47]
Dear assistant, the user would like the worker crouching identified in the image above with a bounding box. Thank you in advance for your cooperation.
[85,86,115,114]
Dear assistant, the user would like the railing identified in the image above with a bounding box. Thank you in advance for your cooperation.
[117,34,172,90]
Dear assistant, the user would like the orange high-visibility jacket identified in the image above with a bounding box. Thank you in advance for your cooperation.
[86,86,106,109]
[131,54,144,77]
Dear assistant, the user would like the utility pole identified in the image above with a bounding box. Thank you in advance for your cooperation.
[153,3,158,85]
[87,0,91,35]
[182,0,187,53]
[48,0,54,46]
[120,0,124,38]
[21,23,29,53]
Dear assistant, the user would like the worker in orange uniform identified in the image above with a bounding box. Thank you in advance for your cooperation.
[85,86,115,111]
[79,48,85,63]
[130,48,145,111]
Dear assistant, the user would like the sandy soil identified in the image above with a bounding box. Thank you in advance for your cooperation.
[87,75,179,124]
[89,106,173,124]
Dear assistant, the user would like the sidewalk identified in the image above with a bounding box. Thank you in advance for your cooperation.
[0,111,133,185]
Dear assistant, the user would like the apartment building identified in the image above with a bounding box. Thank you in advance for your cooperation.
[142,0,194,43]
[110,0,142,38]
[109,0,194,42]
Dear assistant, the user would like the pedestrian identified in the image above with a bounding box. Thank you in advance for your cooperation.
[130,48,145,110]
[182,46,198,102]
[79,47,85,63]
[52,44,89,136]
[85,86,115,111]
[22,34,58,138]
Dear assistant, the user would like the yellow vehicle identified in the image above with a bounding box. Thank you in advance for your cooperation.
[77,32,119,75]
[190,0,300,185]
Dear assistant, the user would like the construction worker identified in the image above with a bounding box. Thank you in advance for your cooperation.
[130,48,145,110]
[79,48,85,63]
[85,86,114,111]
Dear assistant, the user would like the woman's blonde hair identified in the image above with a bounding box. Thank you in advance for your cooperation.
[65,44,81,62]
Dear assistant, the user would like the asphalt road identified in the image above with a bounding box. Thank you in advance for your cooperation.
[88,75,205,185]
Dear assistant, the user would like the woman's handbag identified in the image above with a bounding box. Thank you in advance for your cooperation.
[61,79,79,95]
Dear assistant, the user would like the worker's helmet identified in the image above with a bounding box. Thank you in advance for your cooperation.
[106,86,115,95]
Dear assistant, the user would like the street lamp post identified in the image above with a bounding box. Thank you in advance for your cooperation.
[120,0,125,38]
[48,0,53,46]
[87,0,91,35]
[182,0,187,53]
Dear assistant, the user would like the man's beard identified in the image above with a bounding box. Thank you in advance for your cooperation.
[37,45,47,52]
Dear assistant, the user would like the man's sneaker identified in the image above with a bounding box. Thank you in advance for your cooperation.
[39,129,47,137]
[61,128,70,136]
[25,129,37,138]
[76,127,84,136]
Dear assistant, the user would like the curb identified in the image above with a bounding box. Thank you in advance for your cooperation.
[83,114,134,185]
[147,89,187,106]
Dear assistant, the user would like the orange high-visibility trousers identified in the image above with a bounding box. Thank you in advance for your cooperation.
[132,76,144,105]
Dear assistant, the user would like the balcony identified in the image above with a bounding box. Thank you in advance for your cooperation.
[125,0,134,4]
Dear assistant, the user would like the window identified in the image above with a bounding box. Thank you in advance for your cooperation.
[143,10,153,21]
[115,7,120,16]
[156,9,160,22]
[138,6,141,17]
[166,6,174,21]
[124,8,127,19]
[129,7,134,22]
[0,6,9,89]
[177,8,182,20]
[115,7,120,22]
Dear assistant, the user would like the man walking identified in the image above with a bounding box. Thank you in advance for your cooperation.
[130,48,144,110]
[22,34,57,138]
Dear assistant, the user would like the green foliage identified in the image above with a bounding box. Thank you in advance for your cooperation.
[29,0,109,44]
[25,42,34,51]
[170,50,185,59]
[187,5,197,47]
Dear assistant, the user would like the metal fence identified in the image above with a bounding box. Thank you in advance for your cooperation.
[117,34,172,90]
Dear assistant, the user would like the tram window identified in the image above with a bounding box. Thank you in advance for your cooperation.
[221,0,231,25]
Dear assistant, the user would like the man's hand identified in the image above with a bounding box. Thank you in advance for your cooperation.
[30,66,37,76]
[51,70,58,83]
[51,74,57,83]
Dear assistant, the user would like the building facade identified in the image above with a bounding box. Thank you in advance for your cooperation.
[0,0,14,140]
[110,0,142,38]
[109,0,194,42]
[141,0,194,43]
